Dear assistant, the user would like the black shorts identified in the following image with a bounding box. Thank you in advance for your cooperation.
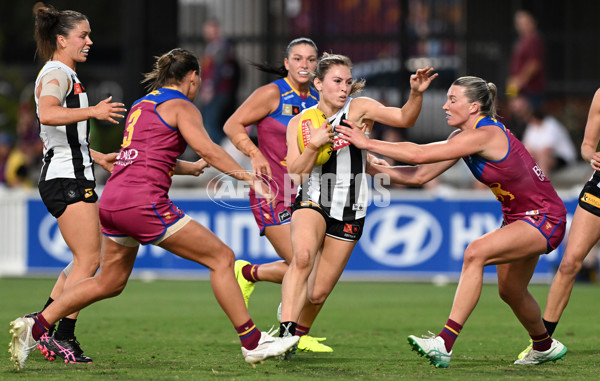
[578,171,600,217]
[292,198,364,241]
[39,178,98,218]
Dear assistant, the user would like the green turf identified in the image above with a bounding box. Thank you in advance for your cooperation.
[1,277,599,380]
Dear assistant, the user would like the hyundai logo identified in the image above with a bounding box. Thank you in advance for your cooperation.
[38,213,71,262]
[360,205,442,267]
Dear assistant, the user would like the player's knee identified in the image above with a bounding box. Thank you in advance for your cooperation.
[462,242,485,267]
[291,248,313,272]
[557,255,583,278]
[212,244,235,271]
[497,284,521,304]
[71,255,100,276]
[307,288,329,305]
[95,279,126,299]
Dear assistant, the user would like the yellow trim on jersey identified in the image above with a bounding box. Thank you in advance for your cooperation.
[471,115,504,131]
[472,116,486,129]
[140,99,157,104]
[283,77,318,102]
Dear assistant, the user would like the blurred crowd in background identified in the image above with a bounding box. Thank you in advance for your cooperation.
[0,0,598,191]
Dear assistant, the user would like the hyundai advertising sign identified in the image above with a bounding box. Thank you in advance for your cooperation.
[27,194,577,281]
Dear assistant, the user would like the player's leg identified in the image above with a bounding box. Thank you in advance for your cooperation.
[233,224,291,307]
[280,208,326,327]
[10,237,138,370]
[56,201,102,315]
[498,257,568,365]
[259,224,293,281]
[544,206,600,323]
[294,236,355,353]
[233,200,292,304]
[158,219,298,366]
[41,236,138,325]
[513,206,600,360]
[497,257,545,335]
[408,221,546,368]
[303,236,355,318]
[451,221,548,323]
[39,201,102,362]
[48,264,70,306]
[160,219,249,324]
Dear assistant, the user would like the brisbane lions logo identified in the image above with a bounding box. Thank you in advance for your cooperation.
[489,183,515,202]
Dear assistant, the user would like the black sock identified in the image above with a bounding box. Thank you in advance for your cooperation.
[543,319,558,337]
[279,321,297,337]
[42,297,54,311]
[54,317,77,340]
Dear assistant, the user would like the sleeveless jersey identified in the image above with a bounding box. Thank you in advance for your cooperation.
[463,116,566,218]
[254,77,318,203]
[297,97,368,221]
[100,88,189,210]
[35,61,94,182]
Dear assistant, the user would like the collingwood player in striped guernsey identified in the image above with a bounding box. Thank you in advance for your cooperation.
[11,3,126,367]
[278,52,437,344]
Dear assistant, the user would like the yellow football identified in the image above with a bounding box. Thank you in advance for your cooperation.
[297,108,333,166]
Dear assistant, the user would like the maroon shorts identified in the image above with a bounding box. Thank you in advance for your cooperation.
[100,201,185,245]
[504,213,566,253]
[249,192,292,236]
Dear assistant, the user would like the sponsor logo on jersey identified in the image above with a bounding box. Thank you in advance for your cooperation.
[343,223,358,234]
[333,133,351,150]
[352,203,365,211]
[489,182,515,202]
[282,104,301,116]
[73,83,83,94]
[278,209,291,222]
[581,192,600,209]
[532,164,546,181]
[115,148,139,167]
[84,188,94,198]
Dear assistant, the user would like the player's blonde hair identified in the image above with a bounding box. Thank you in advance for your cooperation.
[312,53,365,96]
[452,76,498,119]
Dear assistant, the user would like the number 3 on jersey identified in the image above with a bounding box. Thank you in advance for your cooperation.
[121,108,142,148]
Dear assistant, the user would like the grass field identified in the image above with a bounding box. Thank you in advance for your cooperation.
[1,277,599,380]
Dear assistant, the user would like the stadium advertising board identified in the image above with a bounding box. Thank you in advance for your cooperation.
[27,195,577,281]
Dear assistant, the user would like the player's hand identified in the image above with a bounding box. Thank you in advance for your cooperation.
[337,119,369,149]
[409,67,438,94]
[308,120,334,148]
[250,176,275,205]
[97,152,118,173]
[190,159,210,176]
[93,96,127,124]
[591,154,600,170]
[249,150,272,179]
[367,153,391,167]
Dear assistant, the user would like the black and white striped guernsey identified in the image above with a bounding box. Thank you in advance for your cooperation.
[34,60,94,182]
[297,97,368,221]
